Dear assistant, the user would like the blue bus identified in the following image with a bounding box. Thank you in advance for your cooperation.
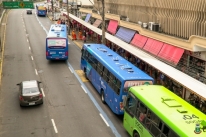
[36,4,47,16]
[46,24,69,60]
[81,44,154,115]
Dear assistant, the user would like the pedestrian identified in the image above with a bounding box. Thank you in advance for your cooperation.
[72,30,76,40]
[78,30,83,40]
[57,18,61,24]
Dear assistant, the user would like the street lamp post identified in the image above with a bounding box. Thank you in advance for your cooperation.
[90,0,105,44]
[67,0,70,35]
[51,0,54,19]
[101,0,105,45]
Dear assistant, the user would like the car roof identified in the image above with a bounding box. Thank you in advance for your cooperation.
[22,80,38,88]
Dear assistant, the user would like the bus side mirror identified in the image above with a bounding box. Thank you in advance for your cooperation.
[81,48,84,53]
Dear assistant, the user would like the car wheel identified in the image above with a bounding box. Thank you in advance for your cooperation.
[20,104,23,107]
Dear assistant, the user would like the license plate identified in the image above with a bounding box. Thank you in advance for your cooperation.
[50,52,56,54]
[29,102,35,105]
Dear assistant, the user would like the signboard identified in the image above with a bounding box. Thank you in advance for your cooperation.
[47,39,66,47]
[3,1,34,9]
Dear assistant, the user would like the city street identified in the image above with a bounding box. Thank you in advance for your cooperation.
[0,9,118,137]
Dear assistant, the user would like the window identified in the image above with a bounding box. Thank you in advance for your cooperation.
[125,93,137,116]
[137,103,147,123]
[103,68,109,82]
[97,62,103,76]
[83,50,89,61]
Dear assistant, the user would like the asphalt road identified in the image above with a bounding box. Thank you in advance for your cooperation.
[0,9,116,137]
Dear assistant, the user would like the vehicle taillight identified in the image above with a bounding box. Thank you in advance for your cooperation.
[19,96,23,101]
[120,102,124,110]
[39,94,43,98]
[46,51,49,56]
[65,51,68,56]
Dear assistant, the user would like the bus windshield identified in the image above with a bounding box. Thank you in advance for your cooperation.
[47,39,66,48]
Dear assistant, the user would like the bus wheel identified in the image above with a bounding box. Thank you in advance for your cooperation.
[133,132,140,137]
[101,90,105,104]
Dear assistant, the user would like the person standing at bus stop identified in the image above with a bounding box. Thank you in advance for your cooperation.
[78,30,83,40]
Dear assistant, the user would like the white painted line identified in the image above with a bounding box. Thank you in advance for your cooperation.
[81,85,87,94]
[29,46,31,50]
[35,69,38,75]
[100,113,109,127]
[31,56,33,60]
[27,39,29,42]
[41,88,45,97]
[68,66,73,73]
[51,119,58,133]
[24,29,26,31]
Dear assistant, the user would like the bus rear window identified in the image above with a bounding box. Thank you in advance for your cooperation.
[47,39,66,48]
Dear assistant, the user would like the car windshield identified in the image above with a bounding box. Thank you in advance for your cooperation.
[23,87,39,94]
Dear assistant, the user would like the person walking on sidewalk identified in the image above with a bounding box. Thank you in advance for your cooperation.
[72,30,77,40]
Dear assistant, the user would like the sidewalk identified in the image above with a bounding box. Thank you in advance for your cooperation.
[47,13,93,49]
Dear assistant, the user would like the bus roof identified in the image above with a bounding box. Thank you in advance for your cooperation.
[130,85,206,137]
[84,44,153,82]
[47,24,67,38]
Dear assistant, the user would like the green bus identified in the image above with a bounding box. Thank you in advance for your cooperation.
[123,85,206,137]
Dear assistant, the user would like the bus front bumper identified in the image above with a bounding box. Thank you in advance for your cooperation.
[46,56,68,60]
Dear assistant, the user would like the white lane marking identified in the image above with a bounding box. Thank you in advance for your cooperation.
[68,66,73,73]
[24,29,26,31]
[27,39,29,42]
[35,69,38,75]
[23,24,25,27]
[81,85,87,94]
[29,46,31,50]
[41,88,45,97]
[31,56,33,60]
[100,113,109,127]
[51,119,58,133]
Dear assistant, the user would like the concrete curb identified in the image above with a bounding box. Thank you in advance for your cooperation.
[0,10,5,23]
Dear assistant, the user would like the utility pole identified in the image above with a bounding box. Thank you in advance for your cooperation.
[67,0,70,34]
[101,0,105,44]
[51,0,54,19]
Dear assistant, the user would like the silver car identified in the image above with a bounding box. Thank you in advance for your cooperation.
[17,80,43,107]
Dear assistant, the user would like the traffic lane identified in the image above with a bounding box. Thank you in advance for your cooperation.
[36,13,52,31]
[67,38,129,136]
[0,10,56,137]
[84,82,130,137]
[24,12,115,137]
[68,39,82,69]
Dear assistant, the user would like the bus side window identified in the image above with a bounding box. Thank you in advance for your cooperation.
[103,68,108,82]
[97,62,103,75]
[162,124,169,136]
[107,71,110,82]
[125,94,137,116]
[84,51,89,61]
[168,130,179,137]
